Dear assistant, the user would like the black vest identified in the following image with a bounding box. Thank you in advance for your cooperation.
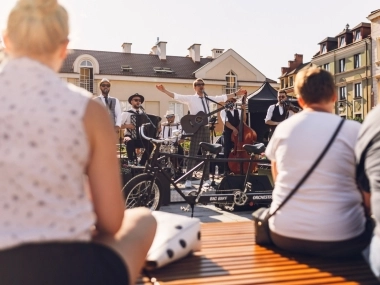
[224,109,240,133]
[269,105,287,132]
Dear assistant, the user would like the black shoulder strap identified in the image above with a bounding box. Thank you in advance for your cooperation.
[269,118,345,218]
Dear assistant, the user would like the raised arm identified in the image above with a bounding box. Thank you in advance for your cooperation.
[156,84,175,98]
[226,88,247,100]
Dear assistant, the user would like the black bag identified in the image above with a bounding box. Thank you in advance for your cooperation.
[252,118,345,246]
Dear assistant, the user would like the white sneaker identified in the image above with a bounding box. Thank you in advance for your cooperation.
[185,180,192,188]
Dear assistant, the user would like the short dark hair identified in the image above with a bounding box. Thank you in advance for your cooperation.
[278,90,287,96]
[295,67,335,104]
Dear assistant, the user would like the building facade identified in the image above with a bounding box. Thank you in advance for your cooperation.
[59,41,278,133]
[311,23,372,120]
[368,9,380,106]
[278,54,312,97]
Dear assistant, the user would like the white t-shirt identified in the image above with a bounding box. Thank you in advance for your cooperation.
[265,111,365,241]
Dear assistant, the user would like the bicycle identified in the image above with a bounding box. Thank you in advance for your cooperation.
[122,124,273,216]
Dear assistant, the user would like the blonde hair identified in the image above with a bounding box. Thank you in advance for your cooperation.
[193,78,204,88]
[295,67,335,104]
[6,0,69,56]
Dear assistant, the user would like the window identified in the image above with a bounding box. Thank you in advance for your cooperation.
[339,86,347,100]
[168,102,184,122]
[225,71,237,94]
[153,67,174,74]
[289,77,293,87]
[323,63,330,71]
[281,79,285,89]
[321,44,327,54]
[354,54,361,69]
[79,60,94,93]
[338,58,345,73]
[355,30,361,41]
[354,83,362,98]
[377,38,380,61]
[339,36,345,47]
[120,100,129,112]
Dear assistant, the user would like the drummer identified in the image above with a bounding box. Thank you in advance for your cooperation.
[160,111,184,169]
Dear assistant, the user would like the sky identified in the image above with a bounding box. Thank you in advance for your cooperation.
[0,0,378,81]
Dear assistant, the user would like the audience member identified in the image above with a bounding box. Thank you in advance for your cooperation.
[265,67,371,257]
[0,1,156,284]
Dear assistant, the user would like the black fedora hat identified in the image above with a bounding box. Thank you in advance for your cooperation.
[128,93,145,104]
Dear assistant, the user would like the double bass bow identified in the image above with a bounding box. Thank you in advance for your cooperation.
[228,93,257,174]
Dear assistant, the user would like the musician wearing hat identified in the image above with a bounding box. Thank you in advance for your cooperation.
[94,78,122,131]
[121,93,152,165]
[160,111,184,173]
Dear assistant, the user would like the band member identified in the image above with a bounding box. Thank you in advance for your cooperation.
[220,97,245,175]
[156,78,246,188]
[265,90,299,141]
[121,93,152,166]
[94,78,122,132]
[160,111,184,170]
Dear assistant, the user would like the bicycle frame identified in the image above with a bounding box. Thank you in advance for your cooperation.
[138,124,272,216]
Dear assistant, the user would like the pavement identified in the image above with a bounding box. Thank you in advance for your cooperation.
[158,171,257,223]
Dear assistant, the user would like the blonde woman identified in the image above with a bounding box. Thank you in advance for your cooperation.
[0,1,156,284]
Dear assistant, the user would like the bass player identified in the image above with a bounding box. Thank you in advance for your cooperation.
[156,78,246,188]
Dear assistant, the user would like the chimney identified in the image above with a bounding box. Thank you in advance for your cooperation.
[294,54,303,64]
[121,42,132,53]
[156,41,167,61]
[211,48,224,59]
[188,44,201,62]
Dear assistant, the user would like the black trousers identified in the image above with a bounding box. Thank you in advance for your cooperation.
[125,138,152,165]
[223,130,234,173]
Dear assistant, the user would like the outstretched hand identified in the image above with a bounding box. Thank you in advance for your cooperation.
[236,88,247,96]
[156,84,166,92]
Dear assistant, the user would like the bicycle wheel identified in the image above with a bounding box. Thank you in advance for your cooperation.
[122,173,162,210]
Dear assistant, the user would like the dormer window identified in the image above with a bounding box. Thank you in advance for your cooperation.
[121,65,132,72]
[321,44,327,54]
[339,36,345,47]
[355,30,361,41]
[153,67,174,74]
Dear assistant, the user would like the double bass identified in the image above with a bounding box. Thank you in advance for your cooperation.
[228,94,257,174]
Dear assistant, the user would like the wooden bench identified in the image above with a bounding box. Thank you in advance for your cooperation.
[138,221,378,285]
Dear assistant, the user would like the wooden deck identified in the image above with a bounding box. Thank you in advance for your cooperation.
[138,221,378,285]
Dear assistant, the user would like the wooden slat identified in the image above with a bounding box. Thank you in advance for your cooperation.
[137,221,378,285]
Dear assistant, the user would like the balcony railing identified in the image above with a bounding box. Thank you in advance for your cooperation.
[75,79,95,94]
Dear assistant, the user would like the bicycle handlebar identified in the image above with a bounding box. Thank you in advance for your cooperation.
[139,123,172,144]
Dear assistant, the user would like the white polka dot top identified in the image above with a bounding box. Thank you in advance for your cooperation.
[0,57,95,250]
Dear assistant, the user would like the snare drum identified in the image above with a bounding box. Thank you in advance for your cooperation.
[170,146,178,154]
[160,145,171,153]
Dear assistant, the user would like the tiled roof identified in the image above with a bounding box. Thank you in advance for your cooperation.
[60,49,214,79]
[336,29,352,37]
[318,37,338,44]
[369,9,380,16]
[351,22,371,30]
[287,62,311,75]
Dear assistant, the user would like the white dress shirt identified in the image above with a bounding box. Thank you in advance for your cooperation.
[121,108,140,136]
[173,93,227,115]
[264,103,294,122]
[220,108,241,125]
[98,94,122,127]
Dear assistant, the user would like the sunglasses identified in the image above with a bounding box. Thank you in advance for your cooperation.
[195,83,205,86]
[278,95,286,99]
[132,99,141,102]
[100,84,110,88]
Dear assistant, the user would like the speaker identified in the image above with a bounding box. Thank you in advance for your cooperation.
[121,166,171,206]
[218,174,272,192]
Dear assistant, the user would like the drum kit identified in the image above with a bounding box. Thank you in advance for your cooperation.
[159,129,184,178]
